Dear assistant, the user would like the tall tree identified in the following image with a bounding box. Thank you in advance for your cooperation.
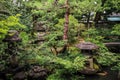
[78,0,101,28]
[94,0,107,26]
[94,0,120,26]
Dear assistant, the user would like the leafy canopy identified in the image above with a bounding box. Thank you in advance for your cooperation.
[0,14,26,40]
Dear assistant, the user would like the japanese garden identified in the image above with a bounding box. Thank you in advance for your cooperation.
[0,0,120,80]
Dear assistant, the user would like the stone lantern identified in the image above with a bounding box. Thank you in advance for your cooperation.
[3,30,21,67]
[33,22,46,44]
[76,42,98,56]
[76,42,99,74]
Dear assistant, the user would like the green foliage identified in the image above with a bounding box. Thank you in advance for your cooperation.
[82,28,100,40]
[73,56,86,70]
[45,15,79,49]
[45,49,86,80]
[18,43,86,80]
[111,24,120,35]
[72,0,101,20]
[0,14,26,40]
[45,32,65,48]
[55,15,79,43]
[23,45,86,71]
[19,32,29,45]
[78,0,101,13]
[47,69,84,80]
[112,62,120,70]
[104,0,120,13]
[111,54,120,70]
[0,14,27,72]
[82,28,107,52]
[68,47,80,56]
[96,52,117,66]
[47,69,64,80]
[0,43,7,71]
[0,0,120,80]
[6,14,26,29]
[53,56,86,71]
[0,43,6,54]
[0,0,19,16]
[0,10,10,20]
[46,54,86,80]
[82,28,118,66]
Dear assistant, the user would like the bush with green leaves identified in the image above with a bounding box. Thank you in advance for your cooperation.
[45,15,80,54]
[47,69,84,80]
[46,54,86,80]
[111,54,120,70]
[82,28,118,66]
[82,28,103,42]
[19,31,29,45]
[0,14,26,40]
[19,44,86,71]
[111,24,120,35]
[17,43,86,80]
[112,62,120,70]
[96,52,118,66]
[0,14,27,72]
[45,47,86,80]
[82,28,108,52]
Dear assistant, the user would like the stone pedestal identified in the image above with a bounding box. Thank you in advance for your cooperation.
[3,30,21,67]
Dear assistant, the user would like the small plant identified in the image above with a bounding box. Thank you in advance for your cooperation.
[0,14,26,40]
[111,24,120,35]
[111,54,120,70]
[96,52,117,66]
[19,32,29,45]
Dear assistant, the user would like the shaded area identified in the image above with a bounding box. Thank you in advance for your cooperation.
[104,42,120,53]
[0,65,48,80]
[84,67,118,80]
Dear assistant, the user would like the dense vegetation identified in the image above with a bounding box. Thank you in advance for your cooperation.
[0,0,120,80]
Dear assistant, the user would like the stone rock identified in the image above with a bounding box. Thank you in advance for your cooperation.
[14,71,26,80]
[28,66,47,80]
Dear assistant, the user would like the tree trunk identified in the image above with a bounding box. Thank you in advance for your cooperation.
[59,0,70,53]
[87,12,91,29]
[94,12,101,26]
[87,12,91,38]
[63,0,70,40]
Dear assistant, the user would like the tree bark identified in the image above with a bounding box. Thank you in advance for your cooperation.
[87,12,91,29]
[94,12,101,25]
[87,12,91,38]
[63,0,70,40]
